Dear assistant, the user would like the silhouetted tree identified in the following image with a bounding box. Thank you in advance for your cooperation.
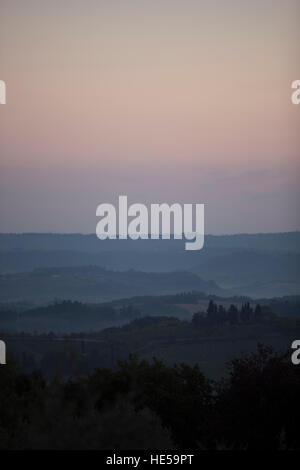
[228,304,239,324]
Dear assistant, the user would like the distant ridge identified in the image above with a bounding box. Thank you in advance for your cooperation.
[0,266,222,303]
[0,232,299,298]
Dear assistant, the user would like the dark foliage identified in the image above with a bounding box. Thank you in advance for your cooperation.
[0,344,299,449]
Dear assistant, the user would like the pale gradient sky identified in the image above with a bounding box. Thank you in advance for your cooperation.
[0,0,299,234]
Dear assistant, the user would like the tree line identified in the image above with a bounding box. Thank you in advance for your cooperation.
[0,344,299,450]
[192,300,273,326]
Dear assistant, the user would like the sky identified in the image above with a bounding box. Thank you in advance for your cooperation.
[0,0,299,234]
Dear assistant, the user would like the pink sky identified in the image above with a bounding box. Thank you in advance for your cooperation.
[0,0,299,233]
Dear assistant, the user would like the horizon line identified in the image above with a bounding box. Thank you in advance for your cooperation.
[0,230,299,237]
